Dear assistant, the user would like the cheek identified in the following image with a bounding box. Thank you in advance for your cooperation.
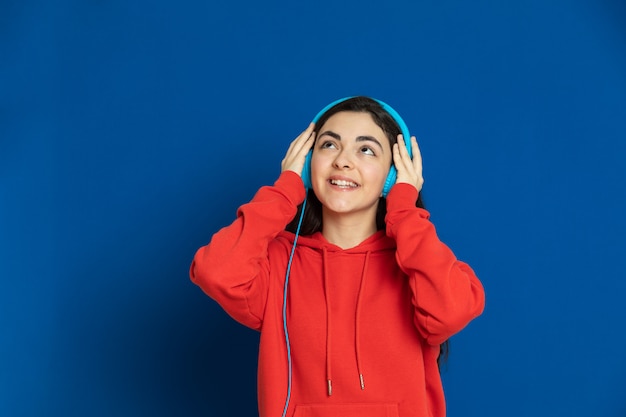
[310,149,331,173]
[365,161,391,184]
[309,153,320,176]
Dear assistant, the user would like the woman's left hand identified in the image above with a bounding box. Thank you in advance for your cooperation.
[393,135,424,192]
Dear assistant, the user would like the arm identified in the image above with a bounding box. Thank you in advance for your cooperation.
[190,171,306,329]
[388,135,485,345]
[190,124,315,329]
[386,183,485,346]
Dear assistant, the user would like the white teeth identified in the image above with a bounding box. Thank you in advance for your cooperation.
[330,179,358,188]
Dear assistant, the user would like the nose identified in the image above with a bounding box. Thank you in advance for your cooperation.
[333,149,353,169]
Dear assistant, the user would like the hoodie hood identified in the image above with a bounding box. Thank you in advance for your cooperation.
[278,229,397,254]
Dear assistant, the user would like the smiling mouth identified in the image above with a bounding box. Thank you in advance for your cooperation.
[329,179,359,188]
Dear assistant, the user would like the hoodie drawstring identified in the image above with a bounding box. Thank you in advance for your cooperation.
[322,247,333,396]
[355,251,370,391]
[322,248,370,395]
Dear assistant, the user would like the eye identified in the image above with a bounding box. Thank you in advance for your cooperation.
[320,140,337,150]
[360,146,375,156]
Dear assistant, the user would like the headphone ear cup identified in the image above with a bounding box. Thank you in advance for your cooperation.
[382,166,397,198]
[301,150,313,189]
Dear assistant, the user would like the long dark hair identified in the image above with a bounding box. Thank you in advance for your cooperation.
[285,96,449,368]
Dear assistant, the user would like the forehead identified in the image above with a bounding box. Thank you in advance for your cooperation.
[319,111,388,142]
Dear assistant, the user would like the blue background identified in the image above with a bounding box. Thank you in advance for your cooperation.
[2,0,625,416]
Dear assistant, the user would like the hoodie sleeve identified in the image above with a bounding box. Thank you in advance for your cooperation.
[385,183,485,346]
[189,171,306,330]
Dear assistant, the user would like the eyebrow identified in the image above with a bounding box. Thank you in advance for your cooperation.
[318,130,385,152]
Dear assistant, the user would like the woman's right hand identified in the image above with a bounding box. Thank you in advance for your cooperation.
[281,122,316,175]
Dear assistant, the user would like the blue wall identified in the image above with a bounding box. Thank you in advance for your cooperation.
[2,1,625,416]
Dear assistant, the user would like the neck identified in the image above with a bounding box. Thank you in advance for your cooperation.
[321,209,378,249]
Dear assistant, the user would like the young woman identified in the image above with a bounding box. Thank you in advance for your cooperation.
[190,96,485,417]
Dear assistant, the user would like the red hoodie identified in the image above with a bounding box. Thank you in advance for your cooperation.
[190,171,485,417]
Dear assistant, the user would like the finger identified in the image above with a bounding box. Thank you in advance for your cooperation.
[282,123,316,173]
[393,143,410,177]
[298,122,315,142]
[397,134,407,156]
[395,135,412,169]
[285,123,314,157]
[392,140,403,166]
[410,136,422,173]
[292,123,316,154]
[392,142,402,169]
[299,126,316,156]
[410,136,424,190]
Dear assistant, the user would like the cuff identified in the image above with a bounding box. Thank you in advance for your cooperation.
[386,183,419,211]
[274,170,307,205]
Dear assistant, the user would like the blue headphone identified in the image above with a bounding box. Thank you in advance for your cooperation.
[301,96,413,198]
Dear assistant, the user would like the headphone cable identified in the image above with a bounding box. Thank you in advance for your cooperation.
[281,196,307,417]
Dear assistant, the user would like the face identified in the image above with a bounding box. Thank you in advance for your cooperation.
[310,111,393,221]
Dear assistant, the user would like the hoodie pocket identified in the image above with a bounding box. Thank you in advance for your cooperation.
[293,403,399,417]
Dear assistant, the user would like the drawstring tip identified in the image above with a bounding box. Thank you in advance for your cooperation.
[327,379,332,396]
[359,374,365,390]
